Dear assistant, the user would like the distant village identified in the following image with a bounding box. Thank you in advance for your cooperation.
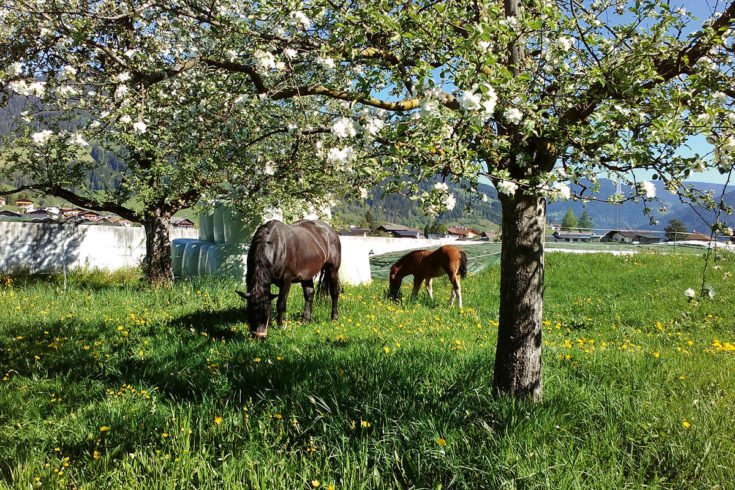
[1,196,732,244]
[0,197,195,228]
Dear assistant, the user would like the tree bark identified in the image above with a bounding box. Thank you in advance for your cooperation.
[142,209,174,284]
[493,190,546,402]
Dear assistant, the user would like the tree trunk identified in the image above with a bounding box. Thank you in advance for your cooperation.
[142,210,174,284]
[493,190,546,402]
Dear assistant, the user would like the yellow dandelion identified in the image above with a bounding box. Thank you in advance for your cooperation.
[682,421,691,428]
[214,416,223,425]
[312,480,320,488]
[653,352,660,358]
[361,420,371,428]
[383,346,390,354]
[99,426,110,432]
[436,438,447,446]
[274,413,282,419]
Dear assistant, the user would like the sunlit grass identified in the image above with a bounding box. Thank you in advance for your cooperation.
[1,250,734,487]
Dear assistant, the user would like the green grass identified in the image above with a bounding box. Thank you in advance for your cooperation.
[1,251,734,488]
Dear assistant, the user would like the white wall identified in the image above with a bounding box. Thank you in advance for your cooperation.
[0,221,197,272]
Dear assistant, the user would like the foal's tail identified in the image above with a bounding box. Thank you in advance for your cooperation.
[316,264,338,299]
[458,250,468,279]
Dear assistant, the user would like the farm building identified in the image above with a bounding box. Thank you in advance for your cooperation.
[0,210,20,218]
[601,230,664,244]
[15,198,34,212]
[447,226,480,239]
[377,223,424,239]
[551,231,601,242]
[338,226,371,237]
[171,217,196,228]
[0,197,5,206]
[685,231,714,242]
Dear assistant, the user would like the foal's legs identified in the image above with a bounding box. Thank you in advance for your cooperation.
[276,281,292,326]
[448,272,462,309]
[301,279,315,322]
[425,278,434,301]
[411,276,423,300]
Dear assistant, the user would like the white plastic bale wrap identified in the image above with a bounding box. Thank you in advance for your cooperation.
[205,243,249,282]
[338,238,372,285]
[212,206,226,243]
[223,208,257,244]
[198,243,214,276]
[181,241,204,278]
[171,238,199,278]
[198,211,215,242]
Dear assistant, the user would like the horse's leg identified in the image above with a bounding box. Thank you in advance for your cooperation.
[329,266,340,321]
[411,276,422,300]
[425,278,434,301]
[301,279,315,322]
[448,271,462,308]
[276,281,292,327]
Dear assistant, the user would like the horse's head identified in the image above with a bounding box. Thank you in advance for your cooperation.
[235,289,277,339]
[388,264,402,301]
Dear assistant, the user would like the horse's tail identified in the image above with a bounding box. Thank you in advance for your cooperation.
[458,250,468,279]
[316,264,336,299]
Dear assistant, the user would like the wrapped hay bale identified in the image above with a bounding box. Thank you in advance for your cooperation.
[338,238,372,285]
[198,243,214,276]
[223,207,257,244]
[181,241,204,278]
[171,238,199,278]
[205,243,249,282]
[212,206,226,243]
[198,211,215,242]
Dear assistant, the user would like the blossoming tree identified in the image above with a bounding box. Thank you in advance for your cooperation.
[0,2,381,283]
[176,0,733,399]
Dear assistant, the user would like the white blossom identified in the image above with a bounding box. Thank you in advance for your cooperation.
[56,85,77,97]
[458,90,482,112]
[62,65,77,78]
[316,56,335,69]
[444,194,457,211]
[283,48,298,59]
[253,49,276,70]
[552,182,571,200]
[557,36,574,51]
[326,146,356,166]
[421,99,440,117]
[363,117,385,137]
[289,11,311,30]
[263,162,275,175]
[116,72,131,83]
[504,107,523,124]
[115,85,129,99]
[359,187,369,199]
[119,115,132,124]
[67,132,88,147]
[482,193,488,202]
[497,180,518,196]
[133,120,147,134]
[331,117,358,138]
[712,91,728,106]
[684,288,696,298]
[638,181,656,199]
[31,130,54,145]
[5,61,22,76]
[434,182,449,192]
[478,41,491,52]
[28,81,45,97]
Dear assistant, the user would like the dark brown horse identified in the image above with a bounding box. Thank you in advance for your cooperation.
[388,245,467,308]
[236,219,341,339]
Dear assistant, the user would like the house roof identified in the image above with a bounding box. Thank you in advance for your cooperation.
[447,226,479,236]
[686,231,712,241]
[0,210,20,217]
[15,198,33,204]
[378,223,420,232]
[392,229,423,237]
[605,230,663,239]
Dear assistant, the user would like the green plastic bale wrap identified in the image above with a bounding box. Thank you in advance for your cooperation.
[181,241,204,278]
[171,238,199,278]
[222,208,258,244]
[212,206,226,243]
[198,243,214,276]
[205,243,249,282]
[198,211,215,242]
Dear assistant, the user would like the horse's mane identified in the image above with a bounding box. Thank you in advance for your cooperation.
[246,224,273,292]
[393,249,421,268]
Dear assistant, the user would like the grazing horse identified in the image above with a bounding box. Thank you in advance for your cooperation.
[388,245,467,308]
[235,219,341,339]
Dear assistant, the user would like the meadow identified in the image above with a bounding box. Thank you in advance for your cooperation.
[1,251,734,489]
